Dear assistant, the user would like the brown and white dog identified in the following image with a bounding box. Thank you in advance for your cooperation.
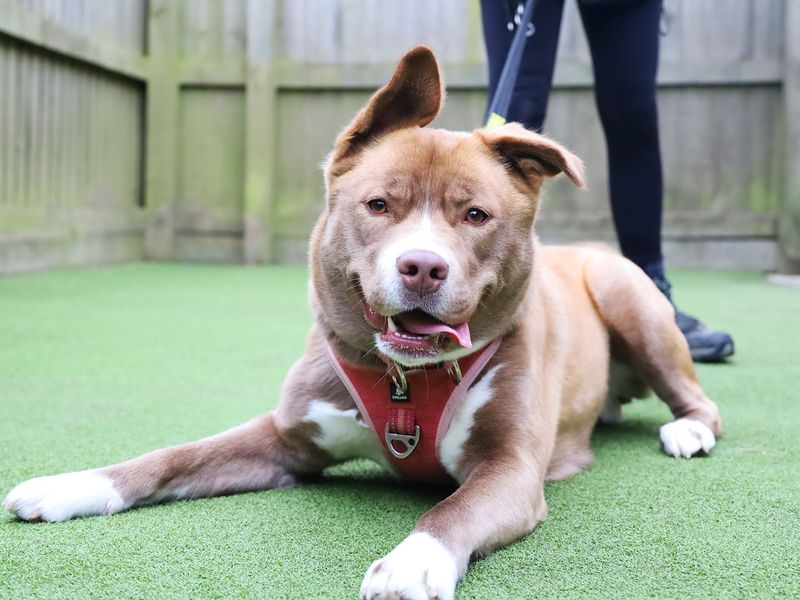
[4,47,721,600]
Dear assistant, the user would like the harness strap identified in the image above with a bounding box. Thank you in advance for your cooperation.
[390,407,415,436]
[326,339,502,483]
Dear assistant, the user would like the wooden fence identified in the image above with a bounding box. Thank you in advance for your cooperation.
[1,0,798,275]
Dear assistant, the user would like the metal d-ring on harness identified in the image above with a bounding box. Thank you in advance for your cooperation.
[447,360,462,385]
[384,424,420,459]
[383,359,464,459]
[387,359,463,392]
[389,362,407,394]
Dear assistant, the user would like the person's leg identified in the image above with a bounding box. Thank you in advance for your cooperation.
[578,0,734,361]
[578,0,664,276]
[481,0,566,131]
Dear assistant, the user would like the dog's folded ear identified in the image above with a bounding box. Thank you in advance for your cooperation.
[477,123,586,190]
[328,45,444,176]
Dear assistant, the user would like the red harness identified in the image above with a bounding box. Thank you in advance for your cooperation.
[326,339,501,483]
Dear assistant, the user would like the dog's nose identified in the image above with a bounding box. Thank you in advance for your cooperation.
[396,250,449,296]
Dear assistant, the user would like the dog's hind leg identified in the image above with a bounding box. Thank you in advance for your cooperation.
[583,251,722,457]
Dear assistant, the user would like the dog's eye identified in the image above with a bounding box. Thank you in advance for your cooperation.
[465,208,489,225]
[366,198,388,214]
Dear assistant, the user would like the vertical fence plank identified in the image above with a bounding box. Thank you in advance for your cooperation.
[243,0,277,264]
[781,0,800,272]
[143,0,179,259]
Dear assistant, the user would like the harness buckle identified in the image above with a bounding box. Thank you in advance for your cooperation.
[384,423,420,459]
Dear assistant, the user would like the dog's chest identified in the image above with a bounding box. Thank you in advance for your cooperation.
[303,365,500,480]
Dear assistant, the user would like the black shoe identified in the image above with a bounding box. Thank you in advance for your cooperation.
[651,275,735,363]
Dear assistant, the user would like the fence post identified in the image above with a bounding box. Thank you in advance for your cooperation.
[143,0,179,260]
[781,0,800,272]
[243,0,278,264]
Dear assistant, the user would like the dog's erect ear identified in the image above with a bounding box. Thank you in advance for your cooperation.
[477,123,585,190]
[328,45,443,175]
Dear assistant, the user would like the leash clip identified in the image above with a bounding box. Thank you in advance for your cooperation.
[508,2,535,36]
[385,423,420,459]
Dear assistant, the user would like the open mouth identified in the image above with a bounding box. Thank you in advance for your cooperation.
[364,303,471,354]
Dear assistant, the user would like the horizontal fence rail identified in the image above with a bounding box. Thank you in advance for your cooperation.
[0,0,798,274]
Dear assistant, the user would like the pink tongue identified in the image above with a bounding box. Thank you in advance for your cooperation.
[395,311,472,348]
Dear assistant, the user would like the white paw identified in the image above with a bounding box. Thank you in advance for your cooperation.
[660,418,716,458]
[360,532,459,600]
[3,470,126,522]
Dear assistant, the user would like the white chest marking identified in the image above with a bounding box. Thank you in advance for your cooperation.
[439,364,501,480]
[304,400,391,470]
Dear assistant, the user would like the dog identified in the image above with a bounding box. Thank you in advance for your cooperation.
[4,46,721,600]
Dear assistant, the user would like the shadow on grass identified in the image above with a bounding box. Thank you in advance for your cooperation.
[318,464,453,508]
[592,418,660,447]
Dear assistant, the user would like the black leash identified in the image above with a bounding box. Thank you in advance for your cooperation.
[485,0,537,129]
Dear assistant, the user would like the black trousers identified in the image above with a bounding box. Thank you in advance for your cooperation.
[481,0,665,276]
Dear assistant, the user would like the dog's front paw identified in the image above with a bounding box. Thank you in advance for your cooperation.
[3,470,126,522]
[660,418,716,458]
[360,532,459,600]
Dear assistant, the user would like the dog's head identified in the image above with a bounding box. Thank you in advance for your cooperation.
[310,46,584,367]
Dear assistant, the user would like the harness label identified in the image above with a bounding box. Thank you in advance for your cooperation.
[390,380,410,403]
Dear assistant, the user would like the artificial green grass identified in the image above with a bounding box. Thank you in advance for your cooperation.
[1,264,798,599]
